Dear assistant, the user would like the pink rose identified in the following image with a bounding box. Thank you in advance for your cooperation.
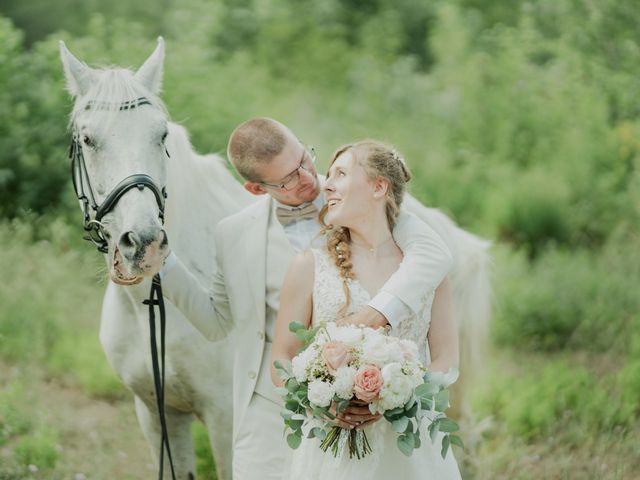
[322,341,352,375]
[354,365,383,402]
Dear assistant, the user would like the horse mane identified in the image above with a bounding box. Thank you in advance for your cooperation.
[69,67,168,128]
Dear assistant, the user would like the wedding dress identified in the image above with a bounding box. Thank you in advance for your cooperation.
[284,248,461,480]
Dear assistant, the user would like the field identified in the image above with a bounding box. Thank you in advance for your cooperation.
[1,0,640,478]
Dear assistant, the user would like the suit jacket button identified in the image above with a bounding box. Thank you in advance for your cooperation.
[257,331,265,340]
[248,371,257,379]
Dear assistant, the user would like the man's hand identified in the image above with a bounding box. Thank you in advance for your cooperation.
[336,306,388,329]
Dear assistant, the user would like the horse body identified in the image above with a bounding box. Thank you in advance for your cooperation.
[60,38,490,480]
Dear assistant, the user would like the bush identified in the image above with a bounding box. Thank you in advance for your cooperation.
[493,235,640,353]
[475,355,633,441]
[13,429,59,471]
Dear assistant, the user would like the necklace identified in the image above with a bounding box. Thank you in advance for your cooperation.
[350,236,396,256]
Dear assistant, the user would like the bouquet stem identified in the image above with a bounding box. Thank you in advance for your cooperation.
[319,426,372,459]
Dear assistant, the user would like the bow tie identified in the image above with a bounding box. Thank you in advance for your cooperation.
[276,203,319,226]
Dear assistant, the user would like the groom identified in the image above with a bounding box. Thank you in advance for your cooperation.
[161,117,454,479]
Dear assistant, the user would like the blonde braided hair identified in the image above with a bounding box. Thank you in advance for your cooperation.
[319,140,411,315]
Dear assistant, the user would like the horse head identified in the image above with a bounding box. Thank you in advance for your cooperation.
[60,38,171,284]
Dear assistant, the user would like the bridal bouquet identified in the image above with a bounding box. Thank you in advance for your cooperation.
[274,321,463,460]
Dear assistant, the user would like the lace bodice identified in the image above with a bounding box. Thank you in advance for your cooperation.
[311,248,435,365]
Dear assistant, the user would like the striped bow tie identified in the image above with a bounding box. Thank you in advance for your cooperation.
[276,203,319,226]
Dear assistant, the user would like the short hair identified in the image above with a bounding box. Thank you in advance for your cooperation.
[227,118,289,182]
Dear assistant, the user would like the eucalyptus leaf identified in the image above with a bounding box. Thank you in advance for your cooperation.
[288,321,305,333]
[280,410,293,420]
[311,427,327,440]
[415,383,439,397]
[414,431,421,449]
[438,418,459,433]
[404,395,416,410]
[392,416,410,433]
[450,435,465,450]
[429,420,440,442]
[397,433,415,457]
[440,434,450,459]
[434,389,449,411]
[287,433,302,449]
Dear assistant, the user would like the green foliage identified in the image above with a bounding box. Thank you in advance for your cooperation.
[0,383,33,447]
[48,331,125,399]
[0,218,120,399]
[192,421,217,480]
[13,429,59,470]
[1,0,640,473]
[493,236,640,352]
[475,357,633,441]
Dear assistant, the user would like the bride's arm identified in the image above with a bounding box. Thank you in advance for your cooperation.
[270,250,314,387]
[427,277,459,373]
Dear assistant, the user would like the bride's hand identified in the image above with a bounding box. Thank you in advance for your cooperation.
[336,306,388,329]
[332,399,382,430]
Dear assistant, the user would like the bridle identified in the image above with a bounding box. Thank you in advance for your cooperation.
[69,96,176,480]
[68,96,167,254]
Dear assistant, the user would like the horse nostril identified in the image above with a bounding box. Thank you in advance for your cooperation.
[119,231,140,251]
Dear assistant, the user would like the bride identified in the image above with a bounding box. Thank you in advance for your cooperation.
[271,140,461,479]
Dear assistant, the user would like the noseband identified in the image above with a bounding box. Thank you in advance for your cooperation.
[68,96,168,253]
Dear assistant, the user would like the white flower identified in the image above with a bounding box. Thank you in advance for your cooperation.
[326,322,364,347]
[360,335,403,367]
[333,366,357,400]
[308,379,335,407]
[291,346,317,382]
[405,362,426,388]
[399,339,420,362]
[377,362,414,411]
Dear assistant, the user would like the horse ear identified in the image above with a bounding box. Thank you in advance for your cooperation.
[59,41,95,97]
[135,37,165,95]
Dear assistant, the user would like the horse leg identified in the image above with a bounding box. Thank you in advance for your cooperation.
[134,395,196,480]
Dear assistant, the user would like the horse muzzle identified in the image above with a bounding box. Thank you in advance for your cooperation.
[110,228,169,283]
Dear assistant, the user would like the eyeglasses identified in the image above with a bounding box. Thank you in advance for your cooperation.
[259,145,316,191]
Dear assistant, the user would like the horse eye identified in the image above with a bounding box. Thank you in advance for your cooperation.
[82,135,94,147]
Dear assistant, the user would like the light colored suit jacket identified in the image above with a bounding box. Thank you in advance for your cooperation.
[163,193,453,442]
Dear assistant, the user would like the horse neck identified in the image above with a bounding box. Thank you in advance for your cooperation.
[161,122,252,277]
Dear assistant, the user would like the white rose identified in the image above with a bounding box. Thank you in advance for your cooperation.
[308,379,335,407]
[360,335,397,367]
[333,366,357,400]
[378,363,414,411]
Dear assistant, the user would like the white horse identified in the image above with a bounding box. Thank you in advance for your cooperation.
[59,38,490,479]
[60,38,252,479]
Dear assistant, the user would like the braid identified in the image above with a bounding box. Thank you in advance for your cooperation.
[319,205,355,316]
[327,226,354,316]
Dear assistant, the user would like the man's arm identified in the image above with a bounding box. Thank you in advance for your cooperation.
[161,229,234,341]
[340,207,453,329]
